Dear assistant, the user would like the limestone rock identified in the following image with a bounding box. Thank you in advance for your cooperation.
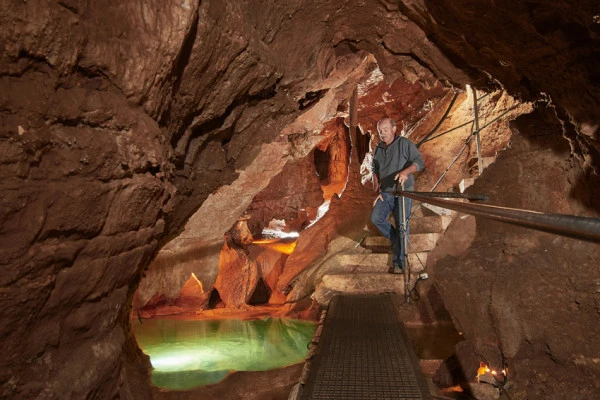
[249,245,288,304]
[214,239,260,308]
[434,341,481,388]
[231,217,254,246]
[469,382,500,400]
[175,273,210,310]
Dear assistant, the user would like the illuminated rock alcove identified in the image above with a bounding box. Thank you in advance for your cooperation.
[1,1,599,399]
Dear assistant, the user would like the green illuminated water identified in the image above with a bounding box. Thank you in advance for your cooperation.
[132,318,316,390]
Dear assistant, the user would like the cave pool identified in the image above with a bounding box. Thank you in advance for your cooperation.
[132,317,316,390]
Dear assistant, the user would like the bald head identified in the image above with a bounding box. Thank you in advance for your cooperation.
[377,118,397,145]
[376,118,396,132]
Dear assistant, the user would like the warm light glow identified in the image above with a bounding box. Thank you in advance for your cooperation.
[261,228,300,239]
[477,362,490,377]
[476,361,507,384]
[251,238,297,254]
[441,385,464,394]
[251,238,280,244]
[271,241,297,254]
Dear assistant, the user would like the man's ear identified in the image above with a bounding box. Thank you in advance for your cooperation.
[392,125,397,134]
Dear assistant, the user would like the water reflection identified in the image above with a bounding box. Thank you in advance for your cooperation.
[133,318,315,390]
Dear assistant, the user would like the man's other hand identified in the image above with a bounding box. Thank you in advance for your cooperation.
[373,193,383,207]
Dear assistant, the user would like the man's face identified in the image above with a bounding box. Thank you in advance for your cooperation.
[378,119,396,145]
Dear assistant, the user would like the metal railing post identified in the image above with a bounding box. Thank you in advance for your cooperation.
[471,85,484,176]
[400,182,410,302]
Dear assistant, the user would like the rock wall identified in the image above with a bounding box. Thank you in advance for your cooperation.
[411,0,600,125]
[1,1,196,397]
[402,0,600,200]
[430,106,600,398]
[0,63,172,397]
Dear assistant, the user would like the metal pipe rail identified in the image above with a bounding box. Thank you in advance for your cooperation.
[420,104,521,145]
[393,190,600,242]
[406,191,488,201]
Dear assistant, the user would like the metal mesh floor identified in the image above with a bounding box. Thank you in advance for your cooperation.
[301,294,429,399]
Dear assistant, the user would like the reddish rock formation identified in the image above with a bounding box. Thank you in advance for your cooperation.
[231,216,254,246]
[214,239,260,309]
[315,118,352,195]
[175,273,210,310]
[356,75,449,138]
[278,125,375,296]
[248,245,288,304]
[245,153,324,235]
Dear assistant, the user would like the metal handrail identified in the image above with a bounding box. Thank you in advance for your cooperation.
[394,190,600,242]
[406,191,488,201]
[420,104,520,145]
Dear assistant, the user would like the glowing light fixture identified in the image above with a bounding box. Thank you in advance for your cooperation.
[261,229,300,239]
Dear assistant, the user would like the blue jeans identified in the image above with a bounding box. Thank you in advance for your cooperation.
[370,192,412,267]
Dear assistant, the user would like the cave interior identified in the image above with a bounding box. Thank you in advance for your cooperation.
[1,1,599,399]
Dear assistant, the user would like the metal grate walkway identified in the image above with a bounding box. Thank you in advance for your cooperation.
[300,294,430,399]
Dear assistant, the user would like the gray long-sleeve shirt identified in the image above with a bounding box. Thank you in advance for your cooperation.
[372,136,424,192]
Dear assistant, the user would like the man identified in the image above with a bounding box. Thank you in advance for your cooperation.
[370,118,424,274]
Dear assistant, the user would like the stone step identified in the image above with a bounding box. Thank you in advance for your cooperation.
[411,216,444,234]
[336,252,428,269]
[363,233,440,253]
[410,204,437,218]
[315,272,419,299]
[328,256,391,274]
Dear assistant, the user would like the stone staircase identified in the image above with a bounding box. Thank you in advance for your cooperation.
[313,206,452,304]
[307,204,460,400]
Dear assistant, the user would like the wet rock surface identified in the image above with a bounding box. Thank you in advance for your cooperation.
[152,363,303,400]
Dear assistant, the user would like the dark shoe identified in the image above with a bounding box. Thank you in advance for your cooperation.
[390,264,404,274]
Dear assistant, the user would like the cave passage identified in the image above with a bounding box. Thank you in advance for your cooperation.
[133,317,316,390]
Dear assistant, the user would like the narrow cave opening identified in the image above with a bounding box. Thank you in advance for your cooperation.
[354,125,370,165]
[313,146,329,183]
[207,288,224,309]
[248,277,271,305]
